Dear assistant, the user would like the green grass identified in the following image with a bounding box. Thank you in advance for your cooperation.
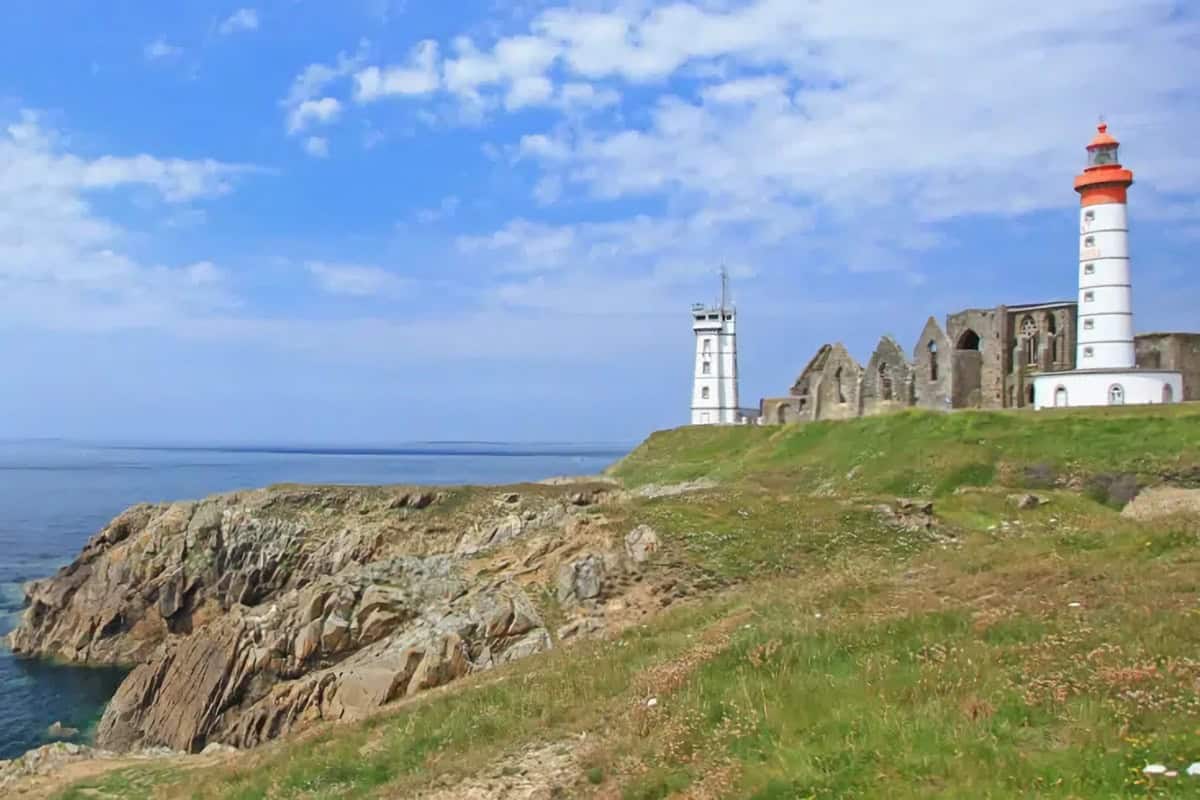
[612,405,1200,494]
[50,404,1200,799]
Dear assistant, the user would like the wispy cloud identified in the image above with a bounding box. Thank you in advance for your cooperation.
[306,261,409,297]
[218,8,260,35]
[303,136,330,158]
[144,38,182,61]
[0,110,252,330]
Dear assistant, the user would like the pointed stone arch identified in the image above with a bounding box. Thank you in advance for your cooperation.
[863,335,913,416]
[913,317,951,410]
[816,343,863,421]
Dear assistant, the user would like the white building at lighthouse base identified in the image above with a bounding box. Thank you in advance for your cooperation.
[1032,368,1181,409]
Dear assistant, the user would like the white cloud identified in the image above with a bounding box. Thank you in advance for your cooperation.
[287,97,343,134]
[701,75,789,105]
[218,8,259,35]
[144,38,182,61]
[303,136,330,158]
[518,133,570,161]
[306,261,408,296]
[354,40,441,102]
[457,219,576,272]
[557,82,620,112]
[285,41,370,108]
[0,111,246,331]
[505,75,554,110]
[281,41,370,139]
[415,195,460,224]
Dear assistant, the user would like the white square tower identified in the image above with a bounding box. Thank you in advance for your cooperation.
[691,270,740,425]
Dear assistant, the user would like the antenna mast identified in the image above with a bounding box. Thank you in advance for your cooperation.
[720,264,729,312]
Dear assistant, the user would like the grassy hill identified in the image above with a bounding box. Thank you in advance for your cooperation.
[55,405,1200,799]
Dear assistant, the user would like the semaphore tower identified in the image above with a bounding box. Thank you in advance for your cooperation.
[690,268,740,425]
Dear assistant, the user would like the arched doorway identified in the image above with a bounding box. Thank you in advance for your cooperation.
[1108,384,1125,405]
[1054,386,1068,407]
[1026,384,1035,406]
[952,328,983,408]
[1163,384,1174,404]
[776,404,790,425]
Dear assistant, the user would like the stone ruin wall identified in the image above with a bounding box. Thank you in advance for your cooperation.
[758,304,1200,425]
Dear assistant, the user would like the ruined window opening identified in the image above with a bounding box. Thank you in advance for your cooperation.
[834,367,846,403]
[1021,315,1038,367]
[928,341,939,381]
[1108,384,1125,405]
[878,362,893,401]
[1026,384,1035,406]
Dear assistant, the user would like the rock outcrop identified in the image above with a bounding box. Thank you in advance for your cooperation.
[8,483,657,754]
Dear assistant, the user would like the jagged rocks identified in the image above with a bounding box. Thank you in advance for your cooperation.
[624,525,660,563]
[1121,487,1200,520]
[0,742,98,793]
[46,721,79,740]
[876,499,937,532]
[1010,493,1043,510]
[557,555,606,604]
[8,483,638,755]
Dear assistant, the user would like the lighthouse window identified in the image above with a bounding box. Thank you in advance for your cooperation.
[702,338,712,355]
[1083,319,1095,330]
[1083,347,1094,358]
[1084,291,1095,302]
[1089,145,1118,166]
[1108,384,1125,405]
[701,387,710,400]
[1084,263,1095,275]
[1084,210,1095,222]
[1084,236,1095,247]
[702,361,711,375]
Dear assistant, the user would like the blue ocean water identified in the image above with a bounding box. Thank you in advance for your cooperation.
[0,440,627,761]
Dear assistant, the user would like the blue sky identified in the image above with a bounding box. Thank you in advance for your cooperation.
[2,0,1198,444]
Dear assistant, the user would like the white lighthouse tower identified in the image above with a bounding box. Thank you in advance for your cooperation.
[1033,123,1182,408]
[691,268,740,425]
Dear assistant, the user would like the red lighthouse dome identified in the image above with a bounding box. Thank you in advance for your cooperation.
[1074,123,1134,206]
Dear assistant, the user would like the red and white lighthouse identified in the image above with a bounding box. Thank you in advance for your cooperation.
[1033,122,1182,409]
[1074,123,1135,369]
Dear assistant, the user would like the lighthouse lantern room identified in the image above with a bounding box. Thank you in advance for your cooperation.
[1033,123,1182,409]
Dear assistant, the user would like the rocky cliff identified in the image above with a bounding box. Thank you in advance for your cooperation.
[7,481,666,754]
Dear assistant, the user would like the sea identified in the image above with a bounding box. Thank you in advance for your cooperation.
[0,439,629,761]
